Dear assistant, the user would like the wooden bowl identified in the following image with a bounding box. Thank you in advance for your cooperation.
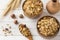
[37,16,60,38]
[22,0,43,18]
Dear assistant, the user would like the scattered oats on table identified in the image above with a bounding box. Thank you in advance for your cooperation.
[2,24,13,36]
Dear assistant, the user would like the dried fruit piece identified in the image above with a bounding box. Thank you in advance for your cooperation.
[19,24,33,40]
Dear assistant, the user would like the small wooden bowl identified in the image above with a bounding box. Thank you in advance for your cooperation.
[22,0,43,18]
[37,16,60,38]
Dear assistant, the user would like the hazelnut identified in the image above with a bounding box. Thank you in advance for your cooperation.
[14,20,18,24]
[19,14,24,18]
[11,14,16,19]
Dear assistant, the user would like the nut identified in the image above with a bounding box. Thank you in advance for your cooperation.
[14,20,18,24]
[11,14,16,19]
[19,14,24,18]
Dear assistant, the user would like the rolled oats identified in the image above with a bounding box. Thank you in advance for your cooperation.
[22,0,43,18]
[37,16,60,37]
[19,24,33,40]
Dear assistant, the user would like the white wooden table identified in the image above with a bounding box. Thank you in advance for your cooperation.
[0,0,60,40]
